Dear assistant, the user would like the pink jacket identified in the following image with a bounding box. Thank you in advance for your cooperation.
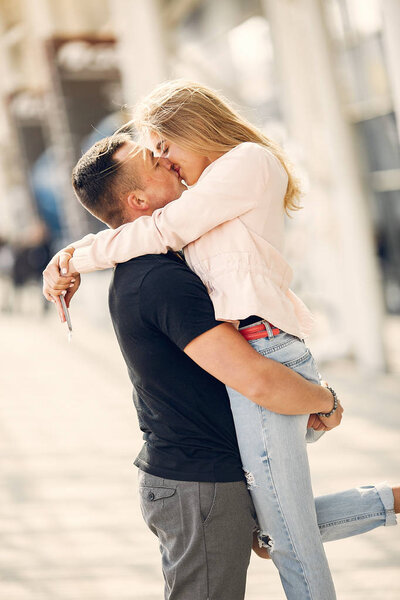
[70,142,314,338]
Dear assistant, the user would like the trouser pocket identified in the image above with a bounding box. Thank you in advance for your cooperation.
[139,485,177,533]
[199,481,217,525]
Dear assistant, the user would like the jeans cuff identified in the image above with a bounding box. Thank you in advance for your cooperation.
[375,481,397,526]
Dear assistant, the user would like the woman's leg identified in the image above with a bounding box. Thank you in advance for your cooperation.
[228,329,398,598]
[228,387,336,599]
[227,331,337,600]
[315,482,397,542]
[253,483,397,558]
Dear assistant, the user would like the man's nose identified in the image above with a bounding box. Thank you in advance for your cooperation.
[158,157,173,169]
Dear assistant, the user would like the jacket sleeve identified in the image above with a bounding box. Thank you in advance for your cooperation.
[70,143,271,274]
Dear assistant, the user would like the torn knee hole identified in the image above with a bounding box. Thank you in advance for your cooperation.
[243,469,256,489]
[258,532,274,552]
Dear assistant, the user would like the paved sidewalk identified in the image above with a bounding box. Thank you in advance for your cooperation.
[1,310,399,599]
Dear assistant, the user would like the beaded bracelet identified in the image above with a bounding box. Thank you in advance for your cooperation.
[317,385,338,418]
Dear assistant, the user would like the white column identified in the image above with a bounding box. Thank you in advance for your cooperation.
[263,0,386,371]
[0,17,15,237]
[0,13,38,235]
[22,0,80,238]
[382,0,400,143]
[110,0,167,106]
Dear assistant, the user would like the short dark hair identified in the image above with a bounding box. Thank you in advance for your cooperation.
[71,133,143,228]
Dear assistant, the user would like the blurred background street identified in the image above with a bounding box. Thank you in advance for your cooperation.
[1,0,400,598]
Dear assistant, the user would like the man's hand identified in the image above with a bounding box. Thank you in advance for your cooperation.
[318,401,343,430]
[42,247,81,321]
[307,413,329,431]
[315,381,344,430]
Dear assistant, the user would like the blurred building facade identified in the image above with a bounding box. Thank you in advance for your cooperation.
[0,0,399,371]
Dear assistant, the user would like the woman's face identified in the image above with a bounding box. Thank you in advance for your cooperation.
[149,135,218,186]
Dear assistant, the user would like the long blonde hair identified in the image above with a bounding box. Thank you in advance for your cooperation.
[131,80,302,214]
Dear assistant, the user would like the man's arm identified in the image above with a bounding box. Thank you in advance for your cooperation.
[139,260,341,425]
[184,322,340,423]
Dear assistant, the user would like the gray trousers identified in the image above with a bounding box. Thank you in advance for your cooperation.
[138,470,257,600]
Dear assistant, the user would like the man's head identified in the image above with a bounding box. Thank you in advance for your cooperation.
[71,133,186,228]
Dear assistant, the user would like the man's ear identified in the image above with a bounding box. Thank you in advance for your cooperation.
[126,190,149,212]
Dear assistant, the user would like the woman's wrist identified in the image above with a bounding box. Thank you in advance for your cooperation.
[60,246,75,257]
[57,246,77,276]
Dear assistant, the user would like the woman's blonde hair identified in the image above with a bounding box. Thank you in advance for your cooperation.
[131,80,302,214]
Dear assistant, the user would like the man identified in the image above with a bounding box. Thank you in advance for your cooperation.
[43,134,342,599]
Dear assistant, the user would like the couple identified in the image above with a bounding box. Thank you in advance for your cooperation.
[43,81,398,600]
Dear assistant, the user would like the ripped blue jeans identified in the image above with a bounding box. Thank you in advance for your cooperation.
[226,325,396,600]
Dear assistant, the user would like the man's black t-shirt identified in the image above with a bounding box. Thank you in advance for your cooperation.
[108,252,244,482]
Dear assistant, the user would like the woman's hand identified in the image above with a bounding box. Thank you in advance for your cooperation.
[57,246,76,275]
[43,247,77,296]
[42,247,81,321]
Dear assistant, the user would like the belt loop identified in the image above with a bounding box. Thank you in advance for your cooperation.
[262,320,274,339]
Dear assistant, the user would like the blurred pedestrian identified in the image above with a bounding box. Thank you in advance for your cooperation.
[7,219,51,313]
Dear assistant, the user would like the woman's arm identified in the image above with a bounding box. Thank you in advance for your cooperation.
[69,232,98,251]
[69,143,274,274]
